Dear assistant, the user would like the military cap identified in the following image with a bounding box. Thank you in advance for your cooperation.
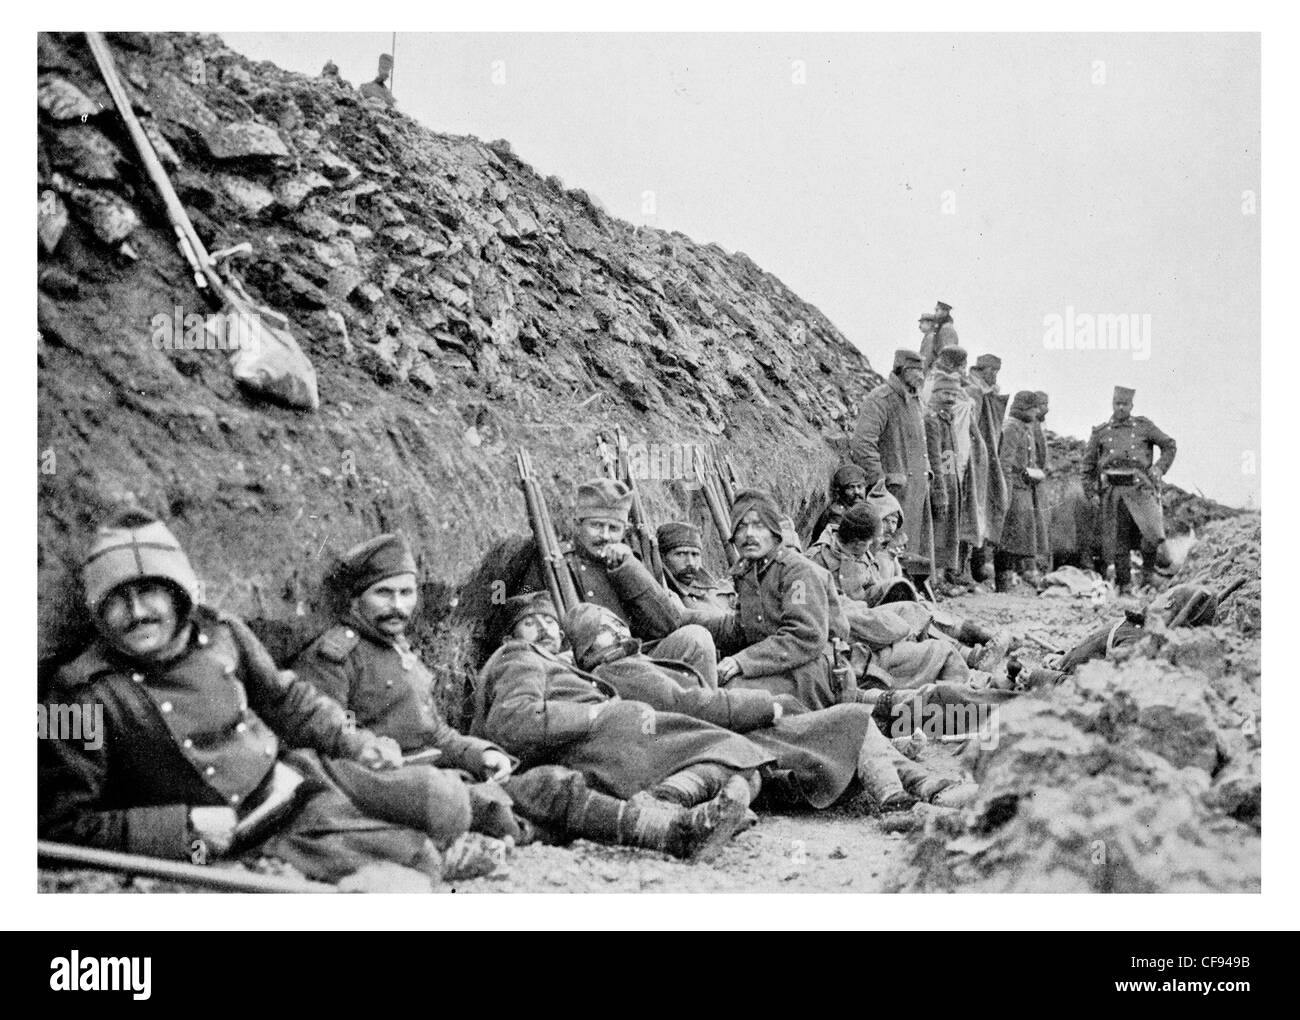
[1113,386,1136,401]
[82,510,201,616]
[656,521,703,555]
[935,301,953,313]
[935,345,968,371]
[575,478,633,523]
[838,502,880,545]
[1010,390,1039,417]
[377,53,394,74]
[831,463,868,490]
[1033,390,1050,406]
[502,591,559,635]
[974,354,1002,370]
[339,532,416,597]
[893,349,924,370]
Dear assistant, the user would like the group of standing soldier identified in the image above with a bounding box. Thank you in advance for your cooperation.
[847,301,1176,597]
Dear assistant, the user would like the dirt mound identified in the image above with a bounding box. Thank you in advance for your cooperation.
[37,32,881,715]
[894,653,1260,892]
[1167,513,1261,636]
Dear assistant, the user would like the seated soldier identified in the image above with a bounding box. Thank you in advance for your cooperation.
[518,478,719,686]
[38,512,501,885]
[657,521,735,618]
[806,464,870,547]
[564,603,974,810]
[808,504,1019,730]
[290,533,524,842]
[687,489,855,712]
[472,593,772,862]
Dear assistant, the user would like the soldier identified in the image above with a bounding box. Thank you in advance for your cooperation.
[966,353,1010,582]
[806,503,1014,700]
[37,511,505,884]
[563,603,974,810]
[850,348,935,587]
[806,463,870,547]
[690,489,854,712]
[920,302,958,370]
[1031,391,1053,573]
[473,593,770,862]
[656,521,735,617]
[995,391,1047,592]
[518,478,719,686]
[358,53,396,107]
[290,533,524,844]
[1083,386,1177,594]
[924,371,983,594]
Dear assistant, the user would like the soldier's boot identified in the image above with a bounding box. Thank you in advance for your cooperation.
[957,618,997,646]
[995,572,1016,593]
[856,723,915,812]
[955,542,979,587]
[670,774,755,863]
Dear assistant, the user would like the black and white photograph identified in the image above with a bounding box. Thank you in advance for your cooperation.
[18,6,1286,939]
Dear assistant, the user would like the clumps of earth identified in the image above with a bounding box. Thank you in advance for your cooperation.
[892,514,1261,893]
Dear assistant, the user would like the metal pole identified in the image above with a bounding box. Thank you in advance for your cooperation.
[390,32,397,95]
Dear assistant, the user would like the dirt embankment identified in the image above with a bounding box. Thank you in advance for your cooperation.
[38,31,881,711]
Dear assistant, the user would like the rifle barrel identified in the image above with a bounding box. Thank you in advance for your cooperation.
[38,840,337,894]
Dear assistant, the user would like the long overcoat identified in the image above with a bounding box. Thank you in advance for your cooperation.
[591,652,875,809]
[999,416,1043,558]
[471,640,773,799]
[850,374,934,574]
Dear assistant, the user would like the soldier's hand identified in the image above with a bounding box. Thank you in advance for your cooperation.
[601,542,633,568]
[480,749,514,782]
[357,735,403,771]
[189,806,238,858]
[717,657,742,683]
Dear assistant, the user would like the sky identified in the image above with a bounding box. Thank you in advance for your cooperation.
[226,32,1261,507]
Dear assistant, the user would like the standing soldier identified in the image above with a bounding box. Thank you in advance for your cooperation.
[995,392,1046,592]
[1083,386,1177,594]
[850,349,935,587]
[1032,391,1053,573]
[966,354,1010,583]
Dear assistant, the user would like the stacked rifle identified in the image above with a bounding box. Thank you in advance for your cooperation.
[597,427,666,585]
[694,444,741,566]
[516,448,581,615]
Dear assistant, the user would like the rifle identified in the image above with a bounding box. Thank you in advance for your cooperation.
[516,448,581,615]
[608,427,666,585]
[38,840,338,894]
[85,32,319,410]
[694,446,740,566]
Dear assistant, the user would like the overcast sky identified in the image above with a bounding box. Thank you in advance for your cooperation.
[227,32,1260,507]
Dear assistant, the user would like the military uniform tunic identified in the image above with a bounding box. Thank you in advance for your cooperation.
[1082,414,1177,558]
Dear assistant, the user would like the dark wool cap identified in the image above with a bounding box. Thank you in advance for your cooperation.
[502,591,559,635]
[838,502,880,545]
[656,521,703,555]
[831,464,868,492]
[340,533,417,597]
[729,489,785,540]
[893,349,924,370]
